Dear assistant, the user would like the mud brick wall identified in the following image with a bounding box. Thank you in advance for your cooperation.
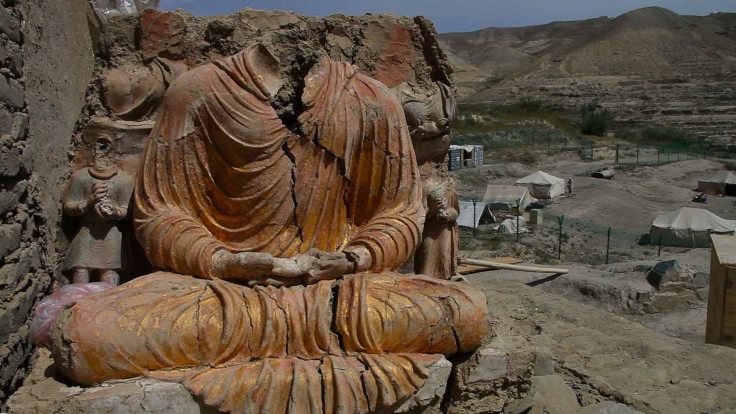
[0,0,94,401]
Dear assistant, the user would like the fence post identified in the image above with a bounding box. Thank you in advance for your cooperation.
[472,197,477,238]
[615,143,619,165]
[516,199,520,242]
[558,215,564,260]
[547,130,551,149]
[636,144,639,165]
[606,227,612,264]
[658,236,662,257]
[657,147,660,165]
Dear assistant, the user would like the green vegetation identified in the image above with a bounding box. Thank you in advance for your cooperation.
[580,101,608,136]
[639,126,691,145]
[453,97,577,135]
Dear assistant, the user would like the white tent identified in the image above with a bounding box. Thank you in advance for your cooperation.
[650,207,736,247]
[457,201,494,228]
[496,217,528,234]
[482,185,534,211]
[698,171,736,195]
[515,171,565,199]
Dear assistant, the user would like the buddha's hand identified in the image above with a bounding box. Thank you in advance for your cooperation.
[212,251,307,287]
[303,249,352,285]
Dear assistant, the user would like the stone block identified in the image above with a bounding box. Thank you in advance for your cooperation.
[529,374,581,414]
[0,105,11,134]
[534,346,555,376]
[396,356,452,413]
[466,347,509,384]
[10,112,27,140]
[0,222,21,259]
[8,350,202,414]
[0,5,21,43]
[649,290,698,313]
[0,277,39,342]
[577,401,644,414]
[0,145,21,177]
[0,179,27,216]
[0,74,24,109]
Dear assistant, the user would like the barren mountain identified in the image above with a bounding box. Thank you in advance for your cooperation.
[440,7,736,141]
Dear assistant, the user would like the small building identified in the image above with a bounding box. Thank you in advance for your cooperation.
[706,234,736,347]
[448,147,462,171]
[482,185,534,213]
[698,171,736,195]
[450,144,484,168]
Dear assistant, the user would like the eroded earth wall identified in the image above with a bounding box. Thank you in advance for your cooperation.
[0,0,94,400]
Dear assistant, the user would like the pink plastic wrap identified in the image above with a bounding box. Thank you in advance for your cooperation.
[30,282,114,349]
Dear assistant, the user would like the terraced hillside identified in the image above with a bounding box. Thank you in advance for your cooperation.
[440,7,736,141]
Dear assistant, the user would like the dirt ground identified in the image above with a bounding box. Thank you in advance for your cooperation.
[453,155,735,348]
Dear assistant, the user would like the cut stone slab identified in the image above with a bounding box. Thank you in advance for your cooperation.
[396,356,452,413]
[577,401,644,414]
[530,374,581,414]
[8,349,453,414]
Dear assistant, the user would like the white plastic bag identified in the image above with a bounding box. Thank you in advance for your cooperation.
[29,282,114,349]
[90,0,160,21]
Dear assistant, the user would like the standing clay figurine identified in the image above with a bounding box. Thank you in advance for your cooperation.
[62,135,133,286]
[414,177,460,279]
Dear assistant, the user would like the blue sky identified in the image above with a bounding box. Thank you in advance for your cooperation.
[158,0,736,33]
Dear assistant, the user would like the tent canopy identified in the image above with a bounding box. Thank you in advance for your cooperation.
[698,171,736,195]
[515,171,565,199]
[650,207,736,247]
[483,185,533,210]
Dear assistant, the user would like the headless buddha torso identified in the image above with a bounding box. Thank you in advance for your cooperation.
[134,44,423,278]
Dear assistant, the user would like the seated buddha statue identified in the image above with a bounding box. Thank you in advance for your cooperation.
[50,44,489,414]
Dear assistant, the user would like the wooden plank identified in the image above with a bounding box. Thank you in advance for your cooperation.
[457,257,523,275]
[706,243,727,345]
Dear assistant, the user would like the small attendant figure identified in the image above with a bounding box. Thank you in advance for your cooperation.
[62,134,133,286]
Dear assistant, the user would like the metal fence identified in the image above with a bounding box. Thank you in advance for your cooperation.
[455,129,736,168]
[454,129,596,159]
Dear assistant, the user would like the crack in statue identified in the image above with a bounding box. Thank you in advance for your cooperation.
[49,44,488,414]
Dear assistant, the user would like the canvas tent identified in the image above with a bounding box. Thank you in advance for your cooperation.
[515,171,565,199]
[650,207,736,247]
[457,201,495,228]
[483,185,534,211]
[698,171,736,195]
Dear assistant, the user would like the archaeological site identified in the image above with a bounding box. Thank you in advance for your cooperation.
[1,1,736,413]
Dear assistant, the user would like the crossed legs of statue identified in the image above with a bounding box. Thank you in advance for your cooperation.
[51,271,488,414]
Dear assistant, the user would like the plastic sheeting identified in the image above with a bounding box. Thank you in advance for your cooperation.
[496,217,528,234]
[650,207,736,247]
[90,0,159,21]
[29,282,114,349]
[515,171,565,199]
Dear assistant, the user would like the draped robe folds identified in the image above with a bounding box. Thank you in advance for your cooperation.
[133,46,424,277]
[52,46,489,414]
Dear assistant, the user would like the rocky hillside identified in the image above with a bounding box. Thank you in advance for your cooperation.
[440,7,736,141]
